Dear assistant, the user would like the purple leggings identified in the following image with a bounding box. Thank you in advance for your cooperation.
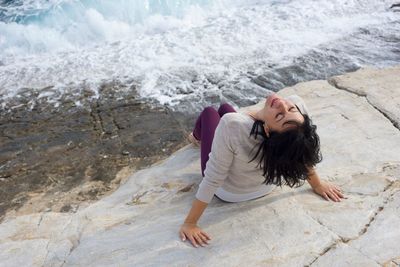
[192,103,236,176]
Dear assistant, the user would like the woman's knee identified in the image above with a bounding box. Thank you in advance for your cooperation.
[218,103,236,116]
[201,106,219,118]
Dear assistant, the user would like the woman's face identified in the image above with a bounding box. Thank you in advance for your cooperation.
[262,93,304,133]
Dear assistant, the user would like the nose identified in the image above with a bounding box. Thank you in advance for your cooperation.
[275,99,287,109]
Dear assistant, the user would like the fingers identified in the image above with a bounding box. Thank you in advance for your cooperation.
[322,191,339,202]
[333,188,345,199]
[329,184,346,201]
[329,190,341,202]
[317,182,346,202]
[179,231,186,241]
[334,187,348,199]
[201,231,212,241]
[325,189,338,202]
[334,185,342,192]
[193,234,206,247]
[188,235,199,248]
[198,232,210,244]
[181,231,211,248]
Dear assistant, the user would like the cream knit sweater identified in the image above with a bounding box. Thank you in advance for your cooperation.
[195,95,310,203]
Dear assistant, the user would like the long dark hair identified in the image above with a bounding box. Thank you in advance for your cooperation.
[249,114,322,187]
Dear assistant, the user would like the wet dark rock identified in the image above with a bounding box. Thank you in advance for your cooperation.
[0,82,192,219]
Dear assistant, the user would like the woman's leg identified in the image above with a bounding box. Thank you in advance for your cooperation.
[192,104,236,141]
[217,103,236,117]
[192,103,236,176]
[192,107,221,176]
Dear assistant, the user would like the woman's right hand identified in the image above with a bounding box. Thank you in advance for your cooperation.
[179,223,211,248]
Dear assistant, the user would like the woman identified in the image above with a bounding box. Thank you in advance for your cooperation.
[179,93,345,248]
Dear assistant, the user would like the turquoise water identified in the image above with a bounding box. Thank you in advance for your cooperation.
[0,0,212,24]
[0,0,214,51]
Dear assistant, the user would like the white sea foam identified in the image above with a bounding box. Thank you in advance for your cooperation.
[0,0,399,109]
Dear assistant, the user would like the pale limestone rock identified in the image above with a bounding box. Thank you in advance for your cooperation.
[64,197,338,267]
[0,212,70,241]
[0,239,49,267]
[1,67,400,266]
[279,80,400,181]
[344,173,392,196]
[310,243,380,267]
[350,188,400,265]
[329,66,400,127]
[290,171,394,240]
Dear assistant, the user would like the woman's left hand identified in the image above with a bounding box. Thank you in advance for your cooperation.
[312,181,345,202]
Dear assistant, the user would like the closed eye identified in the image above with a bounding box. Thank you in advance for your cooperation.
[276,106,298,121]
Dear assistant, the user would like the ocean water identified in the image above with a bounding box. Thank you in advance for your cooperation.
[0,0,399,111]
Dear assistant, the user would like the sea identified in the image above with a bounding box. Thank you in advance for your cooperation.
[0,0,399,112]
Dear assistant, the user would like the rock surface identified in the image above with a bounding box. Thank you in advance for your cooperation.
[0,82,191,219]
[329,66,400,129]
[0,66,400,266]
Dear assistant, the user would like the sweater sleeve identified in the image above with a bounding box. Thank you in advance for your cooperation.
[195,115,235,203]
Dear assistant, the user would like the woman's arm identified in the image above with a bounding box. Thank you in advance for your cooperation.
[179,199,211,248]
[306,167,322,188]
[179,116,235,248]
[306,167,344,202]
[183,199,208,224]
